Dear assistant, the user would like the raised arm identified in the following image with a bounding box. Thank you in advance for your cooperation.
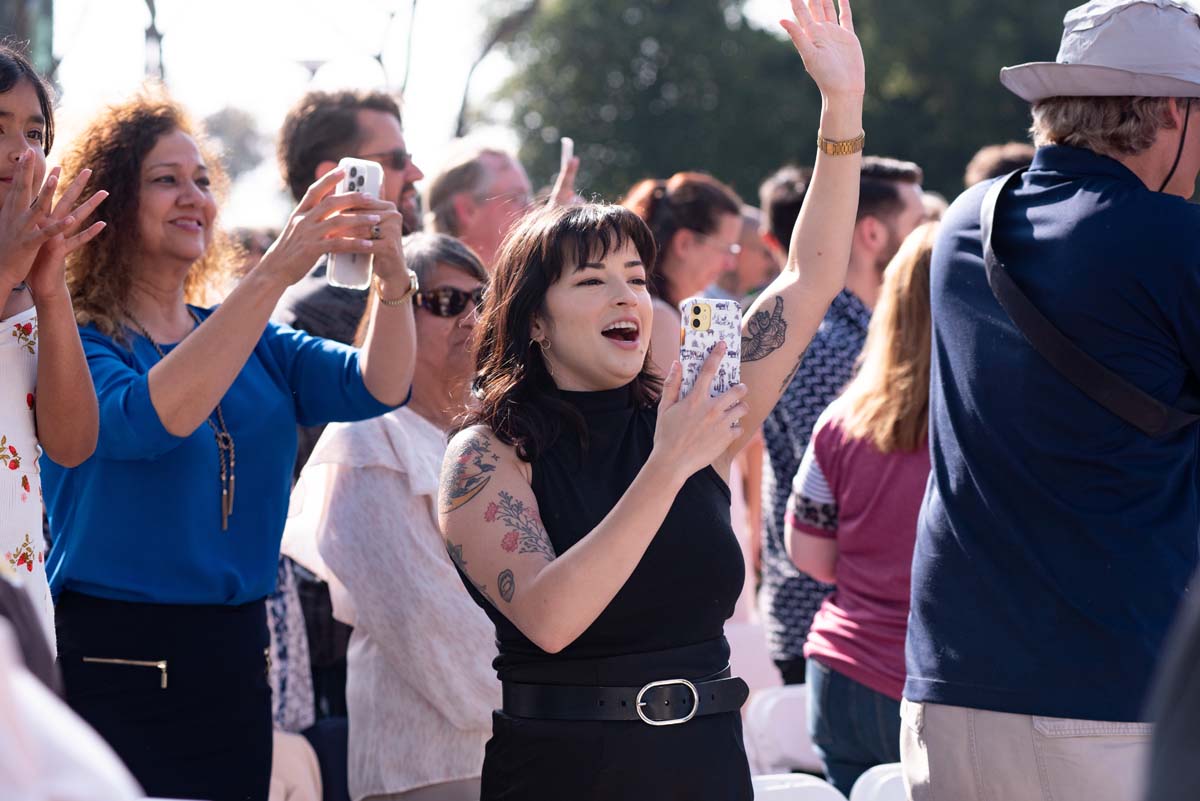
[27,168,108,466]
[726,0,864,461]
[439,351,747,654]
[146,170,410,436]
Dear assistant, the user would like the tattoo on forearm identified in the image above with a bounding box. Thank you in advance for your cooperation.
[498,569,515,603]
[484,491,557,561]
[741,296,787,362]
[441,433,500,513]
[446,540,495,605]
[780,352,804,391]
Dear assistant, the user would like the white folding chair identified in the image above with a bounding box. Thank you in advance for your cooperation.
[753,773,848,800]
[743,685,823,774]
[848,762,906,801]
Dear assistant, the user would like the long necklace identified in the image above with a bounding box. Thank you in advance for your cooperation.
[124,307,237,531]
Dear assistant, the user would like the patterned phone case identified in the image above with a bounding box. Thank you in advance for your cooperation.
[679,297,742,398]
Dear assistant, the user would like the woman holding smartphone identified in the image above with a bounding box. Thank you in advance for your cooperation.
[438,2,865,796]
[43,89,415,801]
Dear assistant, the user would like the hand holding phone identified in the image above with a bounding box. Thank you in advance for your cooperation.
[327,157,384,289]
[679,297,742,398]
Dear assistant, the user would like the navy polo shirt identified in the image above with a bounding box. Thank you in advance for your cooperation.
[907,145,1200,722]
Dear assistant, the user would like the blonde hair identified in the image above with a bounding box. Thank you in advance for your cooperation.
[60,86,236,342]
[1030,96,1181,157]
[839,222,938,454]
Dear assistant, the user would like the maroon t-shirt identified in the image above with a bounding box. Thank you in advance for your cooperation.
[785,403,930,700]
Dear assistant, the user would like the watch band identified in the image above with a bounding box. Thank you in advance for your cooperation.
[374,270,419,306]
[817,131,866,157]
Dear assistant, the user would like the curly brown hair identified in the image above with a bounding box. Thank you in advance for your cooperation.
[462,203,661,462]
[59,85,236,342]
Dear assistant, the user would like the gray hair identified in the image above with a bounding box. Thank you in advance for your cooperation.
[424,146,513,236]
[402,232,488,286]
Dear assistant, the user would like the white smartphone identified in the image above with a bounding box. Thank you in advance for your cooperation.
[679,297,742,398]
[327,157,384,290]
[560,136,574,171]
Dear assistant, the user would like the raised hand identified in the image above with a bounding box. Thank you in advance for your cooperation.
[549,157,581,207]
[0,152,76,289]
[27,167,109,303]
[781,0,865,99]
[651,342,750,484]
[255,168,384,287]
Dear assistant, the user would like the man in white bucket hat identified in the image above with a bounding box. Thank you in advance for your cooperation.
[903,3,1200,800]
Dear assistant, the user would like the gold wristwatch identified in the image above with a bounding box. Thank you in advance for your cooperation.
[817,131,866,157]
[374,270,419,306]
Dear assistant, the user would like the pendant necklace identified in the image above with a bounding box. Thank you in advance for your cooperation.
[124,307,237,531]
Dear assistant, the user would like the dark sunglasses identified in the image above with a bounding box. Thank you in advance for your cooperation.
[413,286,485,317]
[358,147,413,171]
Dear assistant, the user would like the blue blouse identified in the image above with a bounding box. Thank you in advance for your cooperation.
[42,306,401,605]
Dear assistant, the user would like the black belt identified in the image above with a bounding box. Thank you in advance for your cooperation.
[502,667,749,726]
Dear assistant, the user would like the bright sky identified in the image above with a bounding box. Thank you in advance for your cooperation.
[51,0,786,227]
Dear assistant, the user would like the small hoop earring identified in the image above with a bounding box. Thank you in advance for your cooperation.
[531,337,551,352]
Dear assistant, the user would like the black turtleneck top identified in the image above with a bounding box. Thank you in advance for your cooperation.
[464,383,745,686]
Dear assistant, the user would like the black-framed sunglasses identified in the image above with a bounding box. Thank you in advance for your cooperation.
[358,147,413,171]
[413,286,485,317]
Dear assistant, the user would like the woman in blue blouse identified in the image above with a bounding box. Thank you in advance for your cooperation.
[41,90,416,801]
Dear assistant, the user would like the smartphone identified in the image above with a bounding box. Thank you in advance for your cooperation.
[327,157,384,290]
[560,136,574,171]
[679,297,742,398]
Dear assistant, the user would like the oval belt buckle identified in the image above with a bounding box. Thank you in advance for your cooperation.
[636,678,700,726]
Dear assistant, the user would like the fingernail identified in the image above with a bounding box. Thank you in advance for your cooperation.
[366,214,381,223]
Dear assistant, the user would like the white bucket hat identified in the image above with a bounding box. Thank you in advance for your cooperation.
[1000,0,1200,102]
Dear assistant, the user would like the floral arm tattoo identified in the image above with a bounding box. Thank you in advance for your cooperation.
[441,433,500,513]
[485,491,557,562]
[741,296,787,362]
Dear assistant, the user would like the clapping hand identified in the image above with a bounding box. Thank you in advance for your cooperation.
[781,0,865,100]
[0,152,104,293]
[27,167,109,303]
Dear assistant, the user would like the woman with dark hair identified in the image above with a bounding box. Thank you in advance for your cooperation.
[438,2,866,797]
[622,171,742,371]
[0,44,105,649]
[42,87,416,801]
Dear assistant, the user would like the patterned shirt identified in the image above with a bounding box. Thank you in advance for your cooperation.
[760,289,870,662]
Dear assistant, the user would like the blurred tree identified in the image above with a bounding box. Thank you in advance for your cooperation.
[490,0,1073,201]
[851,0,1069,193]
[203,107,264,180]
[0,0,56,76]
[493,0,813,202]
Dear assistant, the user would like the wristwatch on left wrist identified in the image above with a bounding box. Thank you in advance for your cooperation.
[373,269,419,307]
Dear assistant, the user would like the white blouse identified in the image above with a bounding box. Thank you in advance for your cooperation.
[283,407,499,801]
[0,306,52,652]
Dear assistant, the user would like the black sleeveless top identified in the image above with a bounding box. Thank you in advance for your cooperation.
[464,383,745,686]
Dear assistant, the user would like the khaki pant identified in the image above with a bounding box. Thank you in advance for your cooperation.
[900,700,1151,801]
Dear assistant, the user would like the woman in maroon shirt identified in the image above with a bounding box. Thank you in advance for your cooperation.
[785,222,937,795]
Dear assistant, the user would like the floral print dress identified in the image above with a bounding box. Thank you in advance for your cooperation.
[0,306,52,650]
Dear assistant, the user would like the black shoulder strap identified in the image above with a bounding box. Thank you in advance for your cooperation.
[981,170,1199,437]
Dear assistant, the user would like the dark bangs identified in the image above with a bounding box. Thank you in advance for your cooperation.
[536,203,658,287]
[463,203,663,463]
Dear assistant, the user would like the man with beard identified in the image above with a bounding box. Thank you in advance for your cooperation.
[760,156,924,687]
[274,90,425,348]
[270,90,425,731]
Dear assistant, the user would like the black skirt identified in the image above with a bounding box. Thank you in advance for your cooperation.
[56,591,273,801]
